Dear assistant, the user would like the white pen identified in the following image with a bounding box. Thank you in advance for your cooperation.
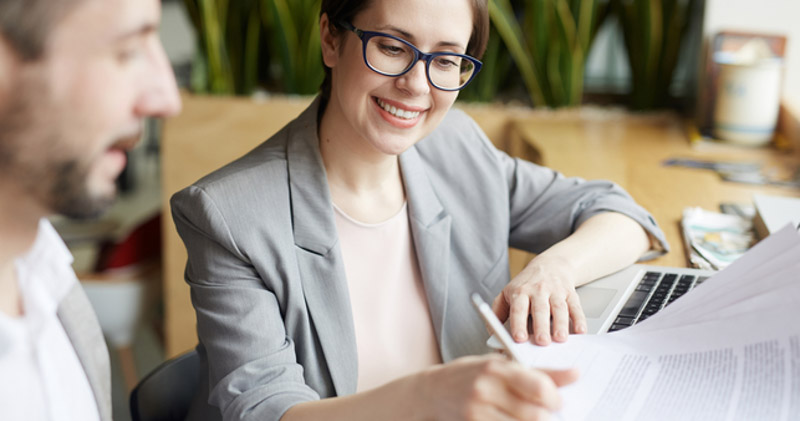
[470,292,525,364]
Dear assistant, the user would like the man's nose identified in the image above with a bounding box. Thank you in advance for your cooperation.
[136,40,182,118]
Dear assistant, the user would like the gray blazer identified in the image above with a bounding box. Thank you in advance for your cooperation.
[57,283,113,421]
[172,98,667,421]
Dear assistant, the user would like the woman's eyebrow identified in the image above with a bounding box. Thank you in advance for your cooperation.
[375,24,466,50]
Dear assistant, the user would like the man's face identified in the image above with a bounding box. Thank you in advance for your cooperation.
[0,0,181,219]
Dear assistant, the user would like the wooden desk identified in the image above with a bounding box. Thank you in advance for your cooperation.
[508,108,800,267]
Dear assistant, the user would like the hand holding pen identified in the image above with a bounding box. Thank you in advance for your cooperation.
[470,293,579,419]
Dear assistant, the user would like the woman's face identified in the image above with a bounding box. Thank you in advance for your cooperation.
[321,0,474,156]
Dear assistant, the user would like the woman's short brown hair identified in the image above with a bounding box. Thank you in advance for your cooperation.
[319,0,489,102]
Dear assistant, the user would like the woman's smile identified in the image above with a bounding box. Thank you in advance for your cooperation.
[373,96,427,128]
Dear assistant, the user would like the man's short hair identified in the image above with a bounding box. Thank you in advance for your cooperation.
[0,0,84,60]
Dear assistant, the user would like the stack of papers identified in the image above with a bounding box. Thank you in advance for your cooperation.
[507,225,800,420]
[753,194,800,239]
[681,207,755,270]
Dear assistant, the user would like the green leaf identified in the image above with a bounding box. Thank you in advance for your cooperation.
[489,0,546,106]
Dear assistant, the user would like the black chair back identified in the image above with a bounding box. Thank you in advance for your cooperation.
[130,350,200,421]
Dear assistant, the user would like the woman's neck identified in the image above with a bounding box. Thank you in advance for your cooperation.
[319,109,407,224]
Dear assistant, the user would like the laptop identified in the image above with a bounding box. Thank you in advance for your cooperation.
[577,264,714,334]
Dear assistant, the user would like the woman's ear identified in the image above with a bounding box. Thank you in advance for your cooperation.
[319,13,340,69]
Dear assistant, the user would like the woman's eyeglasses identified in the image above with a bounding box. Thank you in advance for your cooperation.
[338,21,482,91]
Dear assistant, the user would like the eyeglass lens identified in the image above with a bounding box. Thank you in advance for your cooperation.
[364,35,475,89]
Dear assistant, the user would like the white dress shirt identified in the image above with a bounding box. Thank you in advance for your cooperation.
[0,219,101,421]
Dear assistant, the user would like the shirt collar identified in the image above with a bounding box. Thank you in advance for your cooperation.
[15,219,77,316]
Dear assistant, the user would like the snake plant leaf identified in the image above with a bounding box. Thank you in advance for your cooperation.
[489,0,546,106]
[200,0,234,94]
[268,0,300,93]
[242,10,260,93]
[184,0,323,95]
[614,0,694,109]
[492,0,606,107]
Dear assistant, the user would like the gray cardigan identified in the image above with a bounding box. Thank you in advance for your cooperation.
[171,98,667,421]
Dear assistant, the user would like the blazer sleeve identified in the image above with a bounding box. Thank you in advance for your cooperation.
[465,116,669,258]
[171,185,320,421]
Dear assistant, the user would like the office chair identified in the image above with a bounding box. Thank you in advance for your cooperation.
[130,349,200,421]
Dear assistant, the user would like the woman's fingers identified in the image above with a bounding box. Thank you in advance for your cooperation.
[489,393,554,421]
[549,295,570,342]
[508,293,532,342]
[429,356,578,421]
[475,359,572,420]
[493,273,587,345]
[503,365,563,411]
[492,292,511,322]
[469,406,518,421]
[470,376,545,420]
[497,289,561,345]
[530,292,552,345]
[540,367,580,388]
[566,292,587,334]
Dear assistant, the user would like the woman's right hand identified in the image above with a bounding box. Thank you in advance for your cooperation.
[417,354,578,420]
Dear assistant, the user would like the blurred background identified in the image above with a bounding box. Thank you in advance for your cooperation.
[48,1,800,419]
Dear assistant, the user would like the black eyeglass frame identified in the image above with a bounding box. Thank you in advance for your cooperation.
[337,20,482,92]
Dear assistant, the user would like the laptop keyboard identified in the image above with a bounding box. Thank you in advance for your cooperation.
[608,271,709,332]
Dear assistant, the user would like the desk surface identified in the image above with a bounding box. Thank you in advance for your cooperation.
[509,109,800,267]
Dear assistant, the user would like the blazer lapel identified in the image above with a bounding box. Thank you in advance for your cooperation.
[286,99,358,396]
[400,147,452,355]
[57,283,112,421]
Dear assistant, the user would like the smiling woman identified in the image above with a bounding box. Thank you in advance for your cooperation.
[171,0,667,420]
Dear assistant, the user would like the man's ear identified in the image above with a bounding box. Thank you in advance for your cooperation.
[319,13,340,69]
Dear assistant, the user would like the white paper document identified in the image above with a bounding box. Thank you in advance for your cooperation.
[506,225,800,421]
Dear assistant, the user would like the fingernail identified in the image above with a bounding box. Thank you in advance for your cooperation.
[514,333,526,342]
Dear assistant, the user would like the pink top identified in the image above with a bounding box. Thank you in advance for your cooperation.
[333,202,442,392]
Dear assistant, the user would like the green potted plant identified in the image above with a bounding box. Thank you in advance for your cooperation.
[489,0,609,107]
[612,0,698,110]
[182,0,323,96]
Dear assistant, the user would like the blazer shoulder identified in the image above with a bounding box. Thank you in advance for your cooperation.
[199,134,289,189]
[415,107,499,164]
[437,107,482,137]
[184,98,321,198]
[174,117,302,210]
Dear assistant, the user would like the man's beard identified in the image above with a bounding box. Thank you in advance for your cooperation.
[0,74,117,220]
[48,157,117,219]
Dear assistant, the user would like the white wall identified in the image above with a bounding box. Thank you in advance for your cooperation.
[704,0,800,108]
[159,1,196,66]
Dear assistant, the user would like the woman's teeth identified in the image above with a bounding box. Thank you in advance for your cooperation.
[376,98,421,120]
